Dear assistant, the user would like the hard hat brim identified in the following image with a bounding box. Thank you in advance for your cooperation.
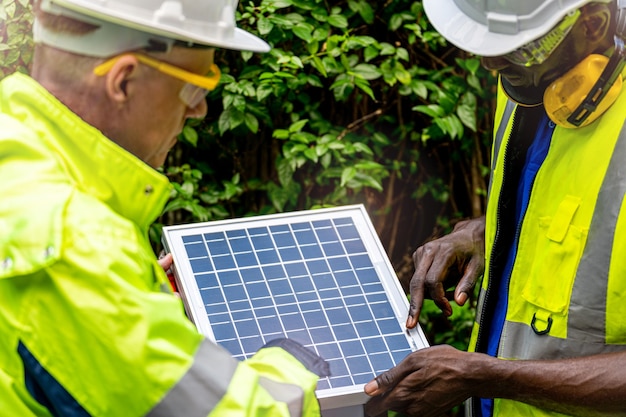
[50,0,271,53]
[422,0,580,57]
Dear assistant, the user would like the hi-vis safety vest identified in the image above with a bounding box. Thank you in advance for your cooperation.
[0,73,321,417]
[466,74,626,417]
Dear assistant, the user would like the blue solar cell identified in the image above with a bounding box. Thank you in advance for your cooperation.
[190,258,213,273]
[256,249,280,264]
[371,301,395,319]
[344,294,366,305]
[229,237,253,253]
[239,267,263,283]
[295,291,318,302]
[262,264,286,280]
[278,247,301,261]
[195,272,217,288]
[315,227,338,243]
[335,223,360,239]
[235,252,257,267]
[318,288,341,300]
[217,270,241,286]
[251,297,274,308]
[348,304,373,321]
[229,300,252,313]
[226,229,246,238]
[346,356,371,374]
[385,334,410,351]
[272,231,296,247]
[207,312,230,323]
[268,279,292,296]
[369,352,394,372]
[377,318,402,334]
[284,262,308,277]
[303,311,328,328]
[246,281,270,298]
[343,239,367,254]
[290,277,315,293]
[213,254,236,270]
[328,358,349,377]
[205,303,228,315]
[258,316,282,333]
[316,379,330,390]
[309,326,334,343]
[299,300,322,312]
[182,234,202,243]
[232,310,254,321]
[247,226,268,235]
[330,376,353,388]
[313,273,336,290]
[340,286,363,297]
[357,271,381,287]
[306,259,329,274]
[277,303,298,314]
[327,256,351,271]
[362,337,387,354]
[286,329,311,345]
[335,270,358,287]
[251,234,274,250]
[326,308,350,325]
[294,229,317,245]
[365,292,387,303]
[235,320,260,337]
[213,322,237,340]
[312,219,332,228]
[206,238,230,255]
[269,224,290,233]
[255,306,277,317]
[200,287,224,304]
[321,241,345,256]
[322,297,343,309]
[349,254,373,269]
[340,340,365,356]
[391,349,412,364]
[185,242,208,258]
[355,320,380,338]
[274,294,296,305]
[316,342,341,359]
[282,313,305,331]
[332,323,358,339]
[300,244,324,259]
[291,222,311,231]
[223,285,247,301]
[219,339,243,356]
[241,336,264,354]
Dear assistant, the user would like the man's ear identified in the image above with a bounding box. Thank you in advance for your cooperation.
[581,3,612,44]
[103,54,140,103]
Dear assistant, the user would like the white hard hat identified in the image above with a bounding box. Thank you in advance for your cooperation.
[423,0,613,56]
[36,0,270,56]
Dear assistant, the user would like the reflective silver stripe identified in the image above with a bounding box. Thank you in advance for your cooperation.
[488,99,516,199]
[499,121,626,360]
[569,120,626,342]
[148,339,238,417]
[259,376,305,417]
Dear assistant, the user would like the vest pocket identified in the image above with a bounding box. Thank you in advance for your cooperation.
[519,196,587,315]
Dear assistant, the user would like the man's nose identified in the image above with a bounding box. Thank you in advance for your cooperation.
[480,55,511,71]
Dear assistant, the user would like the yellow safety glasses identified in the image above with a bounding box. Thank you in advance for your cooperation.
[93,52,221,108]
[504,9,581,67]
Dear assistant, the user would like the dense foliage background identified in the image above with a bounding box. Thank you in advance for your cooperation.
[2,1,497,415]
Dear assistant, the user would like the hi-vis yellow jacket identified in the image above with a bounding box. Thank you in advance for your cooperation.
[466,75,626,417]
[0,73,321,417]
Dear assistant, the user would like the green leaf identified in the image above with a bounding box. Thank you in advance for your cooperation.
[293,22,314,42]
[340,166,357,186]
[328,14,348,29]
[244,113,259,133]
[181,125,198,147]
[352,63,381,80]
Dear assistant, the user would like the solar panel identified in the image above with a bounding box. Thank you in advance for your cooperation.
[162,204,429,415]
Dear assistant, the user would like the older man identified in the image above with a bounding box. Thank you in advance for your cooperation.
[0,0,326,415]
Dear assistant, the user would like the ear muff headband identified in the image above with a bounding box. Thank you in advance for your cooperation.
[545,1,626,128]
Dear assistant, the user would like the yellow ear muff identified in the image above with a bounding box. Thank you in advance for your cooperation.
[544,54,623,128]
